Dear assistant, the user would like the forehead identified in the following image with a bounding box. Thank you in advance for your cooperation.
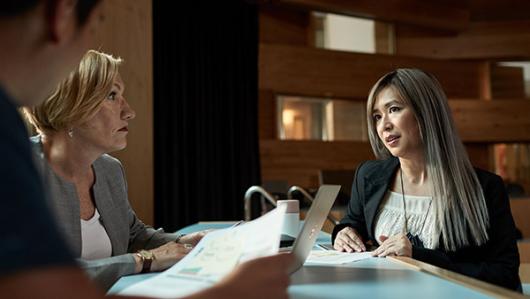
[373,87,403,111]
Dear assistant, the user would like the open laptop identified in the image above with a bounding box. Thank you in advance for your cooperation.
[286,185,341,274]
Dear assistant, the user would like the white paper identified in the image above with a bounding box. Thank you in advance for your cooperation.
[119,205,287,298]
[305,250,373,265]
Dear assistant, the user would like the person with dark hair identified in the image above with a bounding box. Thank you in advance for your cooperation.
[0,1,292,298]
[332,69,521,291]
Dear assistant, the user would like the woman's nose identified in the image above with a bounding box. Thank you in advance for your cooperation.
[121,98,136,120]
[381,114,392,130]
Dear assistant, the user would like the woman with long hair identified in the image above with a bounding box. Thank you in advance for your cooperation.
[332,68,520,290]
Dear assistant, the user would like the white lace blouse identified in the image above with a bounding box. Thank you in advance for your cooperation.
[373,191,435,249]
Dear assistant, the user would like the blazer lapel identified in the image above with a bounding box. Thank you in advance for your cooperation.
[92,161,126,255]
[364,157,399,241]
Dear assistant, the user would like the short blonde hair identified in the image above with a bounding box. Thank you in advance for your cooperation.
[24,50,122,134]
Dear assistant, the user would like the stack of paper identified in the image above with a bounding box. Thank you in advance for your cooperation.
[306,250,373,265]
[119,205,287,298]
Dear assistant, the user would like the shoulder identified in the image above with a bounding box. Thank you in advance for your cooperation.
[94,154,126,183]
[356,157,399,181]
[96,154,124,170]
[473,167,504,192]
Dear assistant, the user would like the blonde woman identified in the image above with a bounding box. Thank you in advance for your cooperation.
[332,69,520,290]
[23,50,211,290]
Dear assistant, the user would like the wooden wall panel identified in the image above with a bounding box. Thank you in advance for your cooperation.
[465,144,492,171]
[259,44,483,99]
[270,0,469,32]
[259,90,276,139]
[261,140,497,189]
[470,0,530,22]
[491,66,526,99]
[260,140,374,187]
[511,199,530,238]
[90,0,154,224]
[259,6,310,46]
[450,99,530,142]
[395,21,530,60]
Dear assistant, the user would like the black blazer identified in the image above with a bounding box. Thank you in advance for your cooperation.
[332,157,521,291]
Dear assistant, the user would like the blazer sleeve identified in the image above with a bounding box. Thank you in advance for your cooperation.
[332,162,369,243]
[77,254,137,291]
[412,174,521,291]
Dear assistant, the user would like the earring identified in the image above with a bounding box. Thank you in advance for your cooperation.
[68,128,74,138]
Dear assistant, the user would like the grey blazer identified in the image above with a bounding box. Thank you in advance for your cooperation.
[30,136,177,290]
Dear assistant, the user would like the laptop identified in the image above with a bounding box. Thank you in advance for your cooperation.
[286,185,341,274]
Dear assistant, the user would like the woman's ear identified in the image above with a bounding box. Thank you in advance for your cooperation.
[45,0,76,44]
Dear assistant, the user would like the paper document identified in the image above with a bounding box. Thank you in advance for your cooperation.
[306,250,373,265]
[119,205,287,298]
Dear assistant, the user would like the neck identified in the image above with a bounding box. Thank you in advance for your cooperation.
[399,157,427,185]
[41,132,100,182]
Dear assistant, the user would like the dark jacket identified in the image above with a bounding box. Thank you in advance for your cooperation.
[332,157,521,291]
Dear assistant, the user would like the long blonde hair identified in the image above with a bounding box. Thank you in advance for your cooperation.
[366,68,489,251]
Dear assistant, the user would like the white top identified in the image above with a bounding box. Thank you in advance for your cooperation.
[373,191,435,249]
[80,208,113,260]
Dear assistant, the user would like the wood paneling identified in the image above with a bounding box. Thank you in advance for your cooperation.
[260,140,494,189]
[395,20,530,60]
[450,99,530,142]
[260,140,374,187]
[374,21,394,54]
[259,44,484,99]
[491,66,526,99]
[270,0,470,32]
[465,144,492,171]
[259,6,311,46]
[90,0,154,225]
[470,0,530,22]
[259,90,277,139]
[511,199,530,238]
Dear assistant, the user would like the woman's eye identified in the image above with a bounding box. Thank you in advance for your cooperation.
[389,106,401,113]
[107,91,117,101]
[373,114,381,121]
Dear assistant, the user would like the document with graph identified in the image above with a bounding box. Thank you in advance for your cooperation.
[119,205,287,298]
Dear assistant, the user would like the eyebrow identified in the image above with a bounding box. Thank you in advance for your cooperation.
[372,100,401,113]
[113,83,124,91]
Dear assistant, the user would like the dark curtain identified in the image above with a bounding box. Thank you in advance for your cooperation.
[153,1,260,231]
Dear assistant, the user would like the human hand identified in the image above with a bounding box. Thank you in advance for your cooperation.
[209,254,293,299]
[334,227,366,252]
[178,229,213,246]
[372,234,412,257]
[149,241,193,272]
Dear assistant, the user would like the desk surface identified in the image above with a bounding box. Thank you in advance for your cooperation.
[109,222,519,299]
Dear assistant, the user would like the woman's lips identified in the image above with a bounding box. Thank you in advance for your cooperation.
[386,135,400,147]
[118,126,128,132]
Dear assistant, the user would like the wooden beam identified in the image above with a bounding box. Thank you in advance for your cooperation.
[260,140,374,187]
[270,0,470,32]
[470,0,530,22]
[260,140,496,189]
[450,99,530,142]
[259,43,484,99]
[395,20,530,60]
